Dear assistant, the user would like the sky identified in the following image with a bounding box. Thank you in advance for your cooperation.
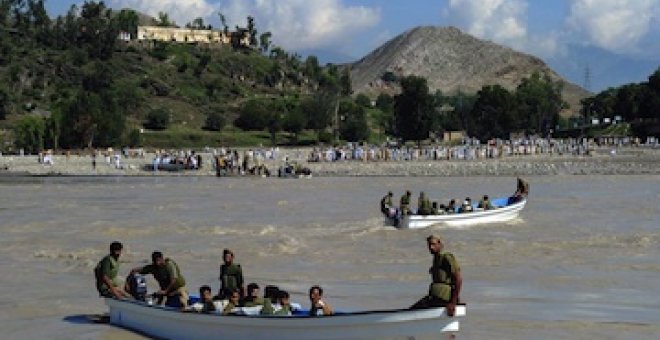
[46,0,660,90]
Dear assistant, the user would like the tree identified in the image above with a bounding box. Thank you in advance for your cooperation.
[339,67,352,96]
[13,115,45,154]
[0,87,9,120]
[235,99,269,131]
[355,94,372,108]
[303,55,321,80]
[283,107,307,142]
[338,100,369,142]
[218,12,228,34]
[514,72,564,136]
[375,93,395,134]
[114,9,139,39]
[301,91,337,142]
[394,76,437,144]
[204,111,226,131]
[144,108,171,130]
[259,31,272,53]
[246,15,258,47]
[157,12,173,27]
[468,85,515,141]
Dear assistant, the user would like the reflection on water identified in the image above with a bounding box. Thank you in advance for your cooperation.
[0,175,659,339]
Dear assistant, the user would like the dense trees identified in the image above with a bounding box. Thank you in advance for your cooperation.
[581,69,660,122]
[394,76,437,144]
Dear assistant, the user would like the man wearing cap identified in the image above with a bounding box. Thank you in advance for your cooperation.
[94,241,127,299]
[380,191,394,217]
[131,251,188,308]
[411,235,462,316]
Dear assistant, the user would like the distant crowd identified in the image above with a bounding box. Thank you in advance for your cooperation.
[307,137,659,163]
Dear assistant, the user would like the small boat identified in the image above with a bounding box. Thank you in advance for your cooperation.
[388,197,526,229]
[144,163,187,172]
[105,298,465,339]
[387,178,529,229]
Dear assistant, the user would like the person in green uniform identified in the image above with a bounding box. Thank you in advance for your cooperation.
[478,195,494,210]
[241,283,274,314]
[411,235,463,317]
[217,249,244,299]
[380,191,394,216]
[222,288,242,315]
[418,192,432,215]
[94,241,127,299]
[400,190,412,216]
[131,251,188,308]
[274,290,293,316]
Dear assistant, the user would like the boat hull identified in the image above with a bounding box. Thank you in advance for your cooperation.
[390,198,526,229]
[106,298,465,340]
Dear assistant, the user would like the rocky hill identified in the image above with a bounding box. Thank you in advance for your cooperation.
[351,26,590,115]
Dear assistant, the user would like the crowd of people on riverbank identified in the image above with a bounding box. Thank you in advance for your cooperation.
[308,138,601,163]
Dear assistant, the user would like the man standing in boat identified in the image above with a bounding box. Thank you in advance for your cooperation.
[217,249,244,299]
[94,241,127,299]
[131,251,189,308]
[411,235,462,316]
[380,191,394,217]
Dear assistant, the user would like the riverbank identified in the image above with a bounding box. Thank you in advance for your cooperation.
[1,147,659,177]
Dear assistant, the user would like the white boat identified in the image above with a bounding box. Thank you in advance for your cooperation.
[106,298,466,339]
[389,197,527,229]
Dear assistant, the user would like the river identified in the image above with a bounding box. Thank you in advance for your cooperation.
[0,175,658,339]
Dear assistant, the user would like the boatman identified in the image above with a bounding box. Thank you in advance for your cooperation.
[131,251,189,308]
[411,235,463,317]
[94,241,127,299]
[217,249,244,299]
[400,190,412,216]
[380,191,394,217]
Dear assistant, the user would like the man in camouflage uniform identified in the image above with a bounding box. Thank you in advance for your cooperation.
[95,241,127,299]
[411,235,463,316]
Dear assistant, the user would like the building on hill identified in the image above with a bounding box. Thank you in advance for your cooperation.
[134,26,251,47]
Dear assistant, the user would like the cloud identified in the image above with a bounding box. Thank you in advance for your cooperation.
[108,0,215,26]
[566,0,660,53]
[443,0,528,49]
[218,0,381,50]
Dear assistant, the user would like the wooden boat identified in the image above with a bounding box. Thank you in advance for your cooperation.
[388,197,526,229]
[106,298,465,339]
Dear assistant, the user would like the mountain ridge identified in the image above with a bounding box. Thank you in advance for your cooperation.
[350,26,590,115]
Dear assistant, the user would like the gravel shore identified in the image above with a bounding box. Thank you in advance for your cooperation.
[1,147,659,177]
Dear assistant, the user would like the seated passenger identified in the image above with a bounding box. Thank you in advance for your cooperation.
[264,285,280,304]
[198,285,216,313]
[241,283,274,314]
[431,201,439,215]
[478,195,494,210]
[446,199,458,214]
[418,192,432,215]
[223,288,242,315]
[273,290,293,316]
[437,204,448,215]
[460,198,473,213]
[309,285,333,316]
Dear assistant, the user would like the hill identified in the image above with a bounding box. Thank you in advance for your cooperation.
[350,26,590,115]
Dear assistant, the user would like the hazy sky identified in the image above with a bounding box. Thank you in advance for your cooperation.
[46,1,660,88]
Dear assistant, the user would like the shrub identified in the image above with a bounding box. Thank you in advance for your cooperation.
[204,111,226,131]
[144,108,170,130]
